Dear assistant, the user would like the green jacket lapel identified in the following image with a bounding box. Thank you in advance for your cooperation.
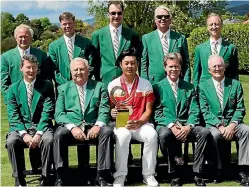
[31,81,41,117]
[177,80,186,107]
[59,37,70,67]
[169,30,177,52]
[207,79,222,111]
[219,40,228,57]
[84,80,95,111]
[69,82,83,117]
[118,26,128,57]
[164,78,177,103]
[18,81,31,118]
[73,34,82,58]
[105,26,116,61]
[153,30,164,58]
[223,78,232,111]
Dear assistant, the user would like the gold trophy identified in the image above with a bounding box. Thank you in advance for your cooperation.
[110,86,131,128]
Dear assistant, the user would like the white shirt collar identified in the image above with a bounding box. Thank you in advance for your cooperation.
[212,77,225,88]
[64,34,76,44]
[157,29,170,39]
[76,81,87,91]
[24,78,36,88]
[109,24,122,36]
[18,46,30,57]
[210,37,222,45]
[167,76,179,86]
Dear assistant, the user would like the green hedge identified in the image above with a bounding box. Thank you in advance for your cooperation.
[188,23,249,74]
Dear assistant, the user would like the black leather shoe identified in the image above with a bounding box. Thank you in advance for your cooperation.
[239,172,249,186]
[174,156,184,165]
[95,177,108,186]
[170,178,182,187]
[55,179,64,186]
[193,176,206,186]
[15,177,26,187]
[39,176,50,186]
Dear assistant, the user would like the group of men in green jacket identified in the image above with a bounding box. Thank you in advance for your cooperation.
[1,1,248,187]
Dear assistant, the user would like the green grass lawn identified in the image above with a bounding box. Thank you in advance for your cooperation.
[1,75,249,186]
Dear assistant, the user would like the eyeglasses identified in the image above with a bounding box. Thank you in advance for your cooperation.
[109,11,123,16]
[156,15,171,20]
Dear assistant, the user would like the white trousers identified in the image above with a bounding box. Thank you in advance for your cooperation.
[113,123,158,178]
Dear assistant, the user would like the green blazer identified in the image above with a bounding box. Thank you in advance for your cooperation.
[141,30,191,85]
[48,34,93,85]
[1,47,49,104]
[193,40,239,86]
[91,26,140,84]
[54,79,110,126]
[199,78,245,128]
[7,79,55,132]
[153,78,199,130]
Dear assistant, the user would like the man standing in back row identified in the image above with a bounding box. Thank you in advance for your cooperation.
[141,5,191,84]
[91,1,140,85]
[193,13,239,86]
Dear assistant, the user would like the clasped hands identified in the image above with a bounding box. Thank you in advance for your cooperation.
[171,124,191,142]
[71,125,100,141]
[218,122,236,140]
[23,134,41,149]
[111,108,141,130]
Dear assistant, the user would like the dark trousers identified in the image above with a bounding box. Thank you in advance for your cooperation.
[6,129,54,178]
[157,126,210,174]
[209,124,249,171]
[53,125,113,171]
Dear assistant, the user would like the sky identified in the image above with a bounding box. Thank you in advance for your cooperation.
[1,0,94,23]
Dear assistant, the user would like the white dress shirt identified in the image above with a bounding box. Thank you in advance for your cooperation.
[212,77,225,94]
[210,37,222,54]
[157,29,170,49]
[64,34,76,52]
[65,82,106,131]
[18,46,30,57]
[109,24,122,42]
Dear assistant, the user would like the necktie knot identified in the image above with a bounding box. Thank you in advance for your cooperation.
[113,28,118,34]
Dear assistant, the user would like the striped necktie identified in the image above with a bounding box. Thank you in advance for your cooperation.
[113,28,119,59]
[27,83,33,112]
[68,38,73,62]
[216,82,223,109]
[162,34,169,56]
[212,41,218,55]
[172,82,178,100]
[78,86,85,114]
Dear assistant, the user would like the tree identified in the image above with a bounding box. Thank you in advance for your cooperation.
[30,19,43,41]
[15,13,30,25]
[40,17,53,31]
[1,12,16,40]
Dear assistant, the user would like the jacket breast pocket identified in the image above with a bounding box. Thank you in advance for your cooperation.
[228,96,236,108]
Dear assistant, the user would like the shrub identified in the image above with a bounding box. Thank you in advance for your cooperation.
[188,23,249,74]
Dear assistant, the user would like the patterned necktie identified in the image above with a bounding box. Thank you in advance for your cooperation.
[113,28,119,59]
[162,34,169,56]
[216,82,223,109]
[212,41,218,55]
[68,38,73,62]
[172,82,178,100]
[27,83,33,112]
[78,86,85,114]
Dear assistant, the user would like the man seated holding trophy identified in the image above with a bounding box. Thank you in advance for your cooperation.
[108,48,159,187]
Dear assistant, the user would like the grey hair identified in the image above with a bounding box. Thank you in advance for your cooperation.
[154,5,172,19]
[207,13,223,26]
[70,58,89,69]
[163,53,181,66]
[21,54,38,67]
[208,55,225,67]
[14,24,34,38]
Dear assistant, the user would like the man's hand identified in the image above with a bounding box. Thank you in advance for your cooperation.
[126,120,141,130]
[170,125,181,137]
[29,134,42,149]
[23,134,33,147]
[223,123,236,140]
[71,126,87,141]
[218,125,226,135]
[111,108,118,119]
[175,126,191,142]
[87,126,100,139]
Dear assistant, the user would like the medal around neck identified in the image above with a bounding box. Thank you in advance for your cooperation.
[110,86,131,128]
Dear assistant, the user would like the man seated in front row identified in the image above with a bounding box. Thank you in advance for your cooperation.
[108,48,159,187]
[6,54,54,186]
[53,58,113,186]
[199,55,249,186]
[153,53,211,186]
